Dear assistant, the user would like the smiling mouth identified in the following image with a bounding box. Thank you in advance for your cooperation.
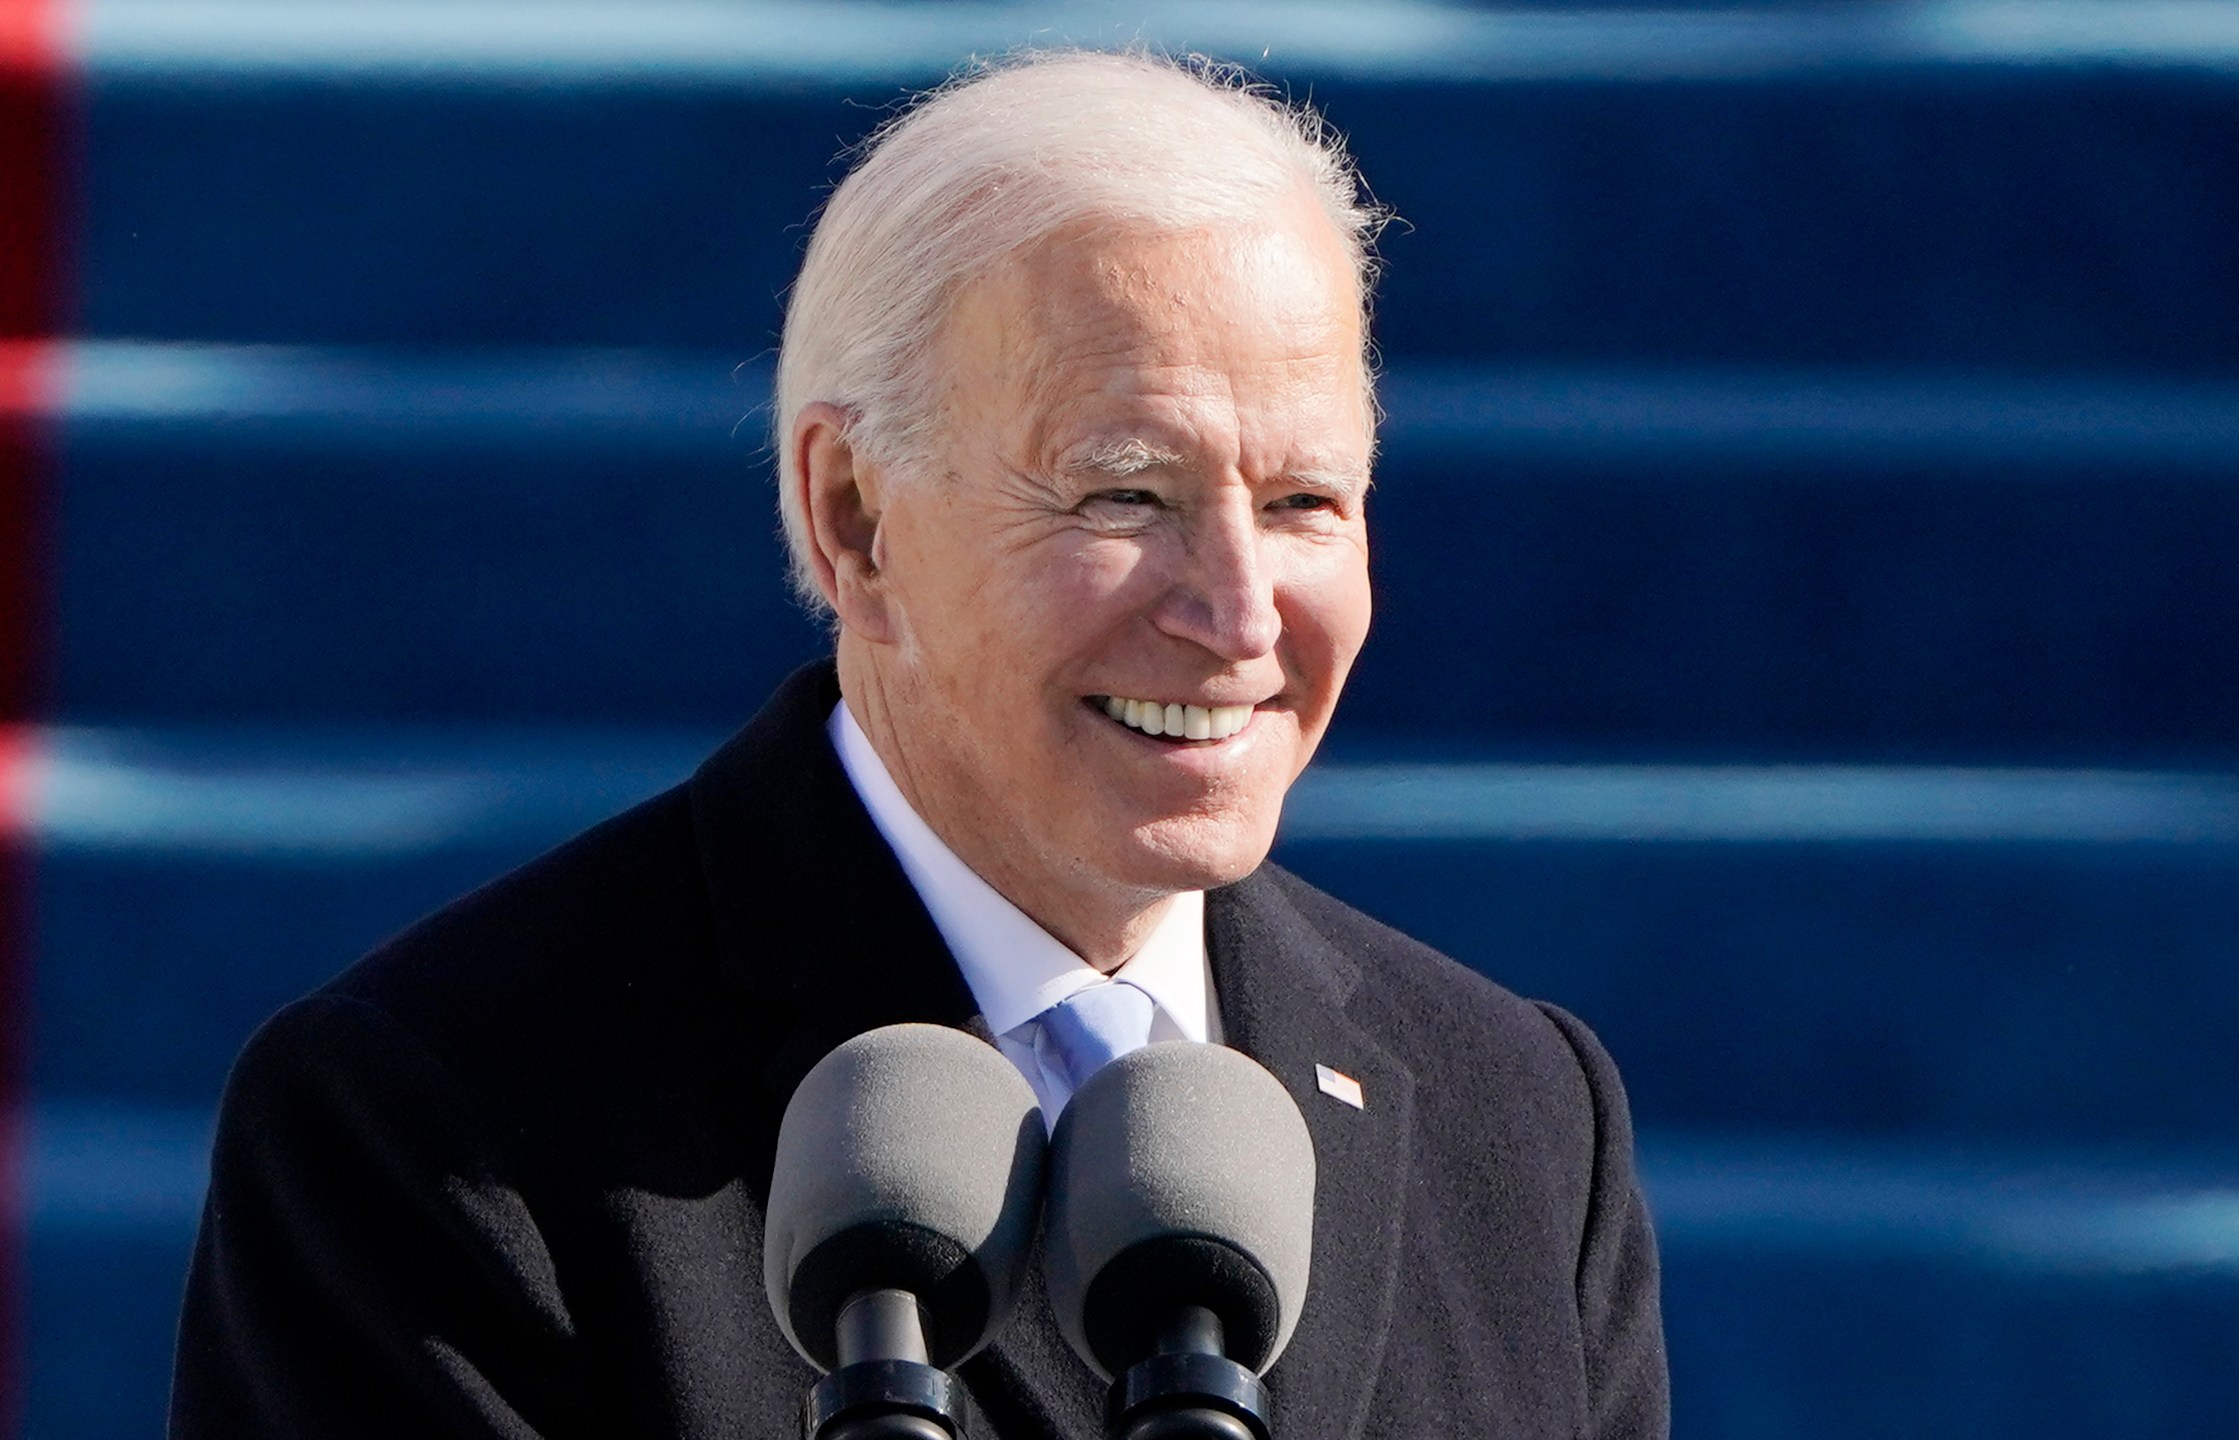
[1087,694,1255,743]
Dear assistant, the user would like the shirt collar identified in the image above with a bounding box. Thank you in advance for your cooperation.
[828,700,1212,1042]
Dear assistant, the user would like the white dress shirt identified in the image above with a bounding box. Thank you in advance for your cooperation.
[829,701,1222,1120]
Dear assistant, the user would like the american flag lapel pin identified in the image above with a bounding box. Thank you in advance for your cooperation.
[1314,1063,1365,1110]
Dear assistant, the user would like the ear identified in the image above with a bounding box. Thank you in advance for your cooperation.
[791,401,897,643]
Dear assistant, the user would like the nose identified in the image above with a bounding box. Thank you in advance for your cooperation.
[1152,492,1281,661]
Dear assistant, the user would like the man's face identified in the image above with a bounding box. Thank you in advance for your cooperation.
[849,199,1373,925]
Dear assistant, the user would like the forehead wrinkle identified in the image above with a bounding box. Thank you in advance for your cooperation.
[942,211,1370,497]
[996,318,1186,476]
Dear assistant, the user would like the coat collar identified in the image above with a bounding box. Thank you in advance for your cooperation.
[689,660,1415,1440]
[688,660,979,1104]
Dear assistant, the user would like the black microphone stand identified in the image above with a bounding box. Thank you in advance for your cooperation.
[1105,1305,1271,1440]
[806,1289,966,1440]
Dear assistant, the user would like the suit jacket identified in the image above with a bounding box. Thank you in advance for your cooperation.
[171,661,1668,1439]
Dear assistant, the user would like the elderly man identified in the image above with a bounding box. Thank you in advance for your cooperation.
[172,51,1667,1440]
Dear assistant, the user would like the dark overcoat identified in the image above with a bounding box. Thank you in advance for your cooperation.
[171,662,1668,1439]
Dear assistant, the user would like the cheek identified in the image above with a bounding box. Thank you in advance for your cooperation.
[920,541,1147,702]
[1017,540,1165,647]
[1283,543,1374,689]
[1066,531,1174,600]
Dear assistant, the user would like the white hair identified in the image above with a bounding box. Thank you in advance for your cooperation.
[773,48,1385,613]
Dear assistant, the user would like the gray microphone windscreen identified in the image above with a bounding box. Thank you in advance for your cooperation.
[1042,1043,1315,1379]
[764,1023,1046,1371]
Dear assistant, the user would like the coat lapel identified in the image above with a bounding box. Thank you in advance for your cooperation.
[1209,872,1417,1440]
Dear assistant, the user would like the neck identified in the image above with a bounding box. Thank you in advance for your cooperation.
[837,642,1175,971]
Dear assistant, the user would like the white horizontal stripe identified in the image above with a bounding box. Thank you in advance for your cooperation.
[23,1101,2239,1274]
[19,1102,214,1232]
[1378,367,2239,470]
[1641,1134,2239,1274]
[22,728,715,855]
[37,343,2239,468]
[1282,764,2239,842]
[50,341,765,430]
[10,729,2237,851]
[74,2,2239,82]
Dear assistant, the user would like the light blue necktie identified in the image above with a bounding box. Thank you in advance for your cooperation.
[1034,979,1157,1095]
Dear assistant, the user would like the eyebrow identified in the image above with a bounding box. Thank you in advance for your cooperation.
[1058,436,1187,479]
[1288,463,1373,501]
[1057,437,1372,500]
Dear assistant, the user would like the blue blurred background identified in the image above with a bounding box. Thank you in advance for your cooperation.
[8,1,2239,1435]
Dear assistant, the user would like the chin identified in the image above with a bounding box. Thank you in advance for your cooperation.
[1103,809,1280,894]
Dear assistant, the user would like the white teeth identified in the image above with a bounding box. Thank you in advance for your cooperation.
[1096,695,1257,741]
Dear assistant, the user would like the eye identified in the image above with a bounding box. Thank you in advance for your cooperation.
[1083,488,1164,511]
[1267,491,1338,513]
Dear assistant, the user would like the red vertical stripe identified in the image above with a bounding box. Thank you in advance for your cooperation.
[2,0,65,1433]
[1,0,66,339]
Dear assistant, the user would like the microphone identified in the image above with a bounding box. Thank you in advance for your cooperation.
[1041,1044,1316,1440]
[765,1023,1048,1440]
